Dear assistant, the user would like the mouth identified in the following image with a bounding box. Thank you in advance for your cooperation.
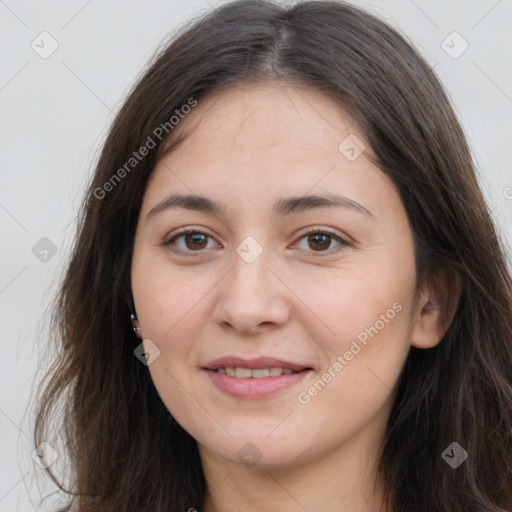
[202,356,314,399]
[209,367,306,378]
[203,356,312,372]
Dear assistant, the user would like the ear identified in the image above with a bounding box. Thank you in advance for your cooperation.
[411,265,461,349]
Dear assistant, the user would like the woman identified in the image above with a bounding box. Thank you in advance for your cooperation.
[33,1,512,511]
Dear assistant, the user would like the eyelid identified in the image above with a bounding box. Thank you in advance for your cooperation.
[293,225,348,242]
[163,226,216,242]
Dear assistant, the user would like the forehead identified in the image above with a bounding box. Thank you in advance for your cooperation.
[149,82,382,184]
[141,81,398,223]
[165,82,367,157]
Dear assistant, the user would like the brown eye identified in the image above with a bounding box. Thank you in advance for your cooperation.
[294,228,349,255]
[164,229,218,254]
[183,232,208,250]
[307,233,333,251]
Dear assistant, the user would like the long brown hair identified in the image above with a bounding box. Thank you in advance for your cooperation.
[33,1,512,510]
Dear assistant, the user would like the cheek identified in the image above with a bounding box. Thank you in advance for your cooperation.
[292,298,411,457]
[290,257,414,416]
[132,264,210,429]
[291,261,411,348]
[132,254,215,341]
[131,259,218,403]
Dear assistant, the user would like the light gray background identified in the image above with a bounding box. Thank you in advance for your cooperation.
[1,0,511,510]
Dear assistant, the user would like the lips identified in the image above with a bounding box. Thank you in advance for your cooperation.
[202,356,313,399]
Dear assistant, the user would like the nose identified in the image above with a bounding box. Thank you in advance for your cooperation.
[211,245,292,336]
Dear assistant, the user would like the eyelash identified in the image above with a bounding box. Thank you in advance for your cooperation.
[162,227,350,257]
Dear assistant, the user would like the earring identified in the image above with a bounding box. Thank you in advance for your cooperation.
[130,314,142,338]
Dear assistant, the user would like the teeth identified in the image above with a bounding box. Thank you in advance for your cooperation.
[235,367,252,378]
[216,367,300,378]
[252,368,270,378]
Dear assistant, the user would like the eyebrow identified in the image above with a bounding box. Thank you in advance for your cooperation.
[145,193,375,222]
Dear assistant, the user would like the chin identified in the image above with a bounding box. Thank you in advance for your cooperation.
[201,433,313,469]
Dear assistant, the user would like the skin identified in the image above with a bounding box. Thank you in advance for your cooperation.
[131,82,447,512]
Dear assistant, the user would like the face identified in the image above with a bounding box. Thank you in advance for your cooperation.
[131,82,423,470]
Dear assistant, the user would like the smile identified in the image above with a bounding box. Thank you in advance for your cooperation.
[203,367,313,399]
[214,367,299,378]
